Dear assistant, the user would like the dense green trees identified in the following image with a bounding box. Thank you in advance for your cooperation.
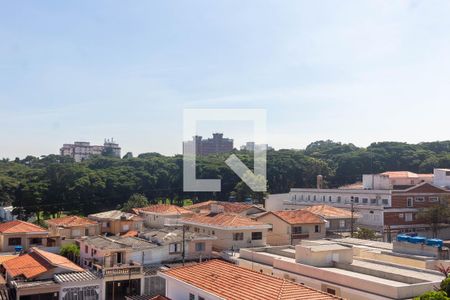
[1,140,450,218]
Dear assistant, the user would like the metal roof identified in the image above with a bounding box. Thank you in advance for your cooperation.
[54,271,100,283]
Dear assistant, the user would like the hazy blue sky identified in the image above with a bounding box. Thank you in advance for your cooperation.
[1,1,450,159]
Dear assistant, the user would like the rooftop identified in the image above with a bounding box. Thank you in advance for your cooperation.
[263,210,325,225]
[88,210,143,221]
[54,270,100,283]
[0,220,47,234]
[185,200,264,214]
[301,205,353,219]
[82,235,156,250]
[3,247,83,279]
[161,259,339,300]
[46,215,98,227]
[381,171,433,179]
[181,213,271,229]
[140,228,215,244]
[133,204,192,215]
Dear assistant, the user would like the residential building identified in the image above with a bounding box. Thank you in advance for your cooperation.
[363,171,433,190]
[237,239,444,300]
[302,205,356,233]
[2,247,101,300]
[60,139,121,162]
[133,205,193,228]
[0,220,56,252]
[139,228,216,262]
[179,213,271,251]
[183,133,233,156]
[159,259,339,300]
[255,210,326,245]
[46,216,100,243]
[88,210,143,235]
[184,200,265,216]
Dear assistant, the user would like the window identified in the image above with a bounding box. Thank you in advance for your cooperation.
[382,199,389,205]
[8,238,21,246]
[339,220,346,228]
[370,199,377,205]
[189,293,195,300]
[194,227,200,233]
[199,297,205,300]
[122,224,130,231]
[307,195,311,201]
[329,196,332,202]
[415,197,425,202]
[429,197,439,202]
[327,288,336,295]
[195,242,205,252]
[72,229,81,237]
[29,238,42,245]
[85,245,89,253]
[267,224,273,232]
[362,198,368,204]
[313,195,316,201]
[212,230,215,235]
[292,226,302,234]
[315,225,320,233]
[405,213,413,222]
[102,222,108,228]
[233,232,244,241]
[353,197,359,204]
[252,232,263,240]
[407,197,413,207]
[169,243,182,253]
[337,196,341,203]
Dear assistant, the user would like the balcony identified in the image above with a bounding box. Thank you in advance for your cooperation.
[92,262,143,277]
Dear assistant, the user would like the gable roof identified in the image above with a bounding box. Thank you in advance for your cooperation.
[394,182,450,193]
[260,210,325,225]
[302,205,353,219]
[133,204,192,215]
[185,201,264,214]
[88,210,143,221]
[82,235,156,250]
[161,259,339,300]
[46,216,98,227]
[3,248,83,279]
[0,220,47,234]
[181,213,270,229]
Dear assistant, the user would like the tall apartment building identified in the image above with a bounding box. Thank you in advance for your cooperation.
[183,133,233,156]
[60,139,121,162]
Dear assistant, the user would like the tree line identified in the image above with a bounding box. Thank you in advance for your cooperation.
[2,140,450,219]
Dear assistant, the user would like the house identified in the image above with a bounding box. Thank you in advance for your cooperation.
[159,259,339,300]
[88,210,143,235]
[2,247,102,300]
[255,210,326,245]
[184,201,265,216]
[139,228,216,262]
[180,213,271,251]
[237,239,445,300]
[0,220,55,252]
[133,205,193,228]
[46,215,100,243]
[301,205,356,233]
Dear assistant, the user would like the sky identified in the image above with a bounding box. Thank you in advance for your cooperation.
[1,1,450,159]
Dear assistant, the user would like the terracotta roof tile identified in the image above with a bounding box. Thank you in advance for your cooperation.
[122,230,139,237]
[3,248,84,279]
[162,260,340,300]
[0,255,18,265]
[302,205,353,219]
[266,210,325,225]
[181,213,269,228]
[0,220,47,234]
[134,204,192,215]
[46,216,98,227]
[185,201,261,214]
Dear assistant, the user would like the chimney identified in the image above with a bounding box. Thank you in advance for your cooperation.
[317,175,323,189]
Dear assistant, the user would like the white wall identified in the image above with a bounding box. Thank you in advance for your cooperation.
[161,274,223,300]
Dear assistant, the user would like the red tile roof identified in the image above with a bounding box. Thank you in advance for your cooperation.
[0,220,47,234]
[122,230,139,237]
[134,204,192,215]
[181,213,269,229]
[46,216,98,227]
[162,260,339,300]
[185,201,262,214]
[3,248,83,279]
[302,205,353,219]
[263,210,325,225]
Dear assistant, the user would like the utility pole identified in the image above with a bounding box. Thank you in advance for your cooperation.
[350,198,355,238]
[182,224,186,266]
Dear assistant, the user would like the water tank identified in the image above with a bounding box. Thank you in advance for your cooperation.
[409,236,426,244]
[14,246,23,253]
[426,239,444,247]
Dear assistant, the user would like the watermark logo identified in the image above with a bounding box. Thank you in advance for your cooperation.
[183,109,267,192]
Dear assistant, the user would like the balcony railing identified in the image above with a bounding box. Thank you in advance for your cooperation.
[291,233,309,240]
[93,262,143,277]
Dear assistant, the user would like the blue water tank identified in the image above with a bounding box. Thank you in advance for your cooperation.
[409,236,426,244]
[14,246,23,253]
[426,239,443,247]
[397,234,410,242]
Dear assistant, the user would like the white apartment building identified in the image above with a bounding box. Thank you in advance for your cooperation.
[60,139,121,162]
